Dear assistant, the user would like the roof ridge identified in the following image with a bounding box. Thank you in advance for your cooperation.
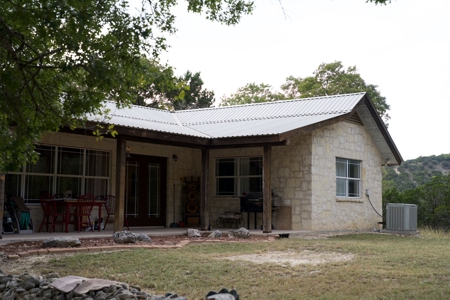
[174,92,366,114]
[111,114,177,125]
[171,112,183,126]
[105,100,173,113]
[181,110,349,126]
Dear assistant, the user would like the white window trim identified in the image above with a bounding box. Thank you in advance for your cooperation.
[336,157,361,198]
[7,145,111,204]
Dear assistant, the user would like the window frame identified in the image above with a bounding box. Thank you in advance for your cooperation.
[215,156,263,196]
[336,157,361,198]
[6,145,111,204]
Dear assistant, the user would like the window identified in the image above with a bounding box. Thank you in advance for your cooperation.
[215,157,262,196]
[336,158,361,198]
[5,145,111,204]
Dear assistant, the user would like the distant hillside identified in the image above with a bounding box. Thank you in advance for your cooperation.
[383,154,450,192]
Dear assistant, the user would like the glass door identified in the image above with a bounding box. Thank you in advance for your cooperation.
[125,154,167,227]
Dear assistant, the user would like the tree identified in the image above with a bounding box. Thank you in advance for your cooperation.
[367,0,392,4]
[141,70,215,110]
[0,0,253,173]
[220,83,285,106]
[173,71,215,110]
[134,58,187,110]
[281,61,390,125]
[0,0,254,235]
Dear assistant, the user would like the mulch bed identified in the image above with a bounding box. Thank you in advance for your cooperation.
[0,235,271,256]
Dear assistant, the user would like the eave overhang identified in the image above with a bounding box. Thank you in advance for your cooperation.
[352,95,403,166]
[73,121,290,150]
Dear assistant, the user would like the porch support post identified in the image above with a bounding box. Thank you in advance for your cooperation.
[114,138,126,232]
[200,148,209,231]
[263,145,272,233]
[0,175,4,239]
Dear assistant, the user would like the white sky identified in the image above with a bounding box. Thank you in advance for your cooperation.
[143,0,450,161]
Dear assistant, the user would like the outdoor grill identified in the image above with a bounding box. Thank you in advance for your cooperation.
[239,192,282,230]
[239,192,264,213]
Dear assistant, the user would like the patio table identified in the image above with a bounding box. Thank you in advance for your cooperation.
[55,199,106,233]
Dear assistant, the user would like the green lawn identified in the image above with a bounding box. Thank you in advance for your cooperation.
[30,231,450,299]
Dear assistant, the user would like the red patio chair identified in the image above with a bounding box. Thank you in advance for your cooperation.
[38,193,65,233]
[103,195,129,230]
[73,194,95,232]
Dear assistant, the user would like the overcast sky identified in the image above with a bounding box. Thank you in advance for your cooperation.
[142,0,449,161]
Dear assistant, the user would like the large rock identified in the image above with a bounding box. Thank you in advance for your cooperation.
[206,288,239,300]
[0,272,190,299]
[208,230,222,238]
[113,231,136,243]
[228,227,250,239]
[136,233,152,242]
[187,228,201,237]
[113,231,152,244]
[42,237,81,248]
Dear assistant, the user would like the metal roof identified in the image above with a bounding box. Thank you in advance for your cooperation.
[175,93,363,126]
[86,92,402,165]
[91,93,365,138]
[188,114,343,138]
[101,102,178,125]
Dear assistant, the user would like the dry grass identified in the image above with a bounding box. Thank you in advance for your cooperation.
[19,231,450,299]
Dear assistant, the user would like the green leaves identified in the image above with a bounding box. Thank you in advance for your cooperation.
[220,83,284,106]
[220,61,390,126]
[172,71,215,110]
[187,0,254,25]
[281,61,390,126]
[134,63,215,110]
[383,173,450,230]
[365,0,391,5]
[0,0,254,172]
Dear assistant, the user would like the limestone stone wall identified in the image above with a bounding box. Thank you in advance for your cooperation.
[271,134,313,230]
[310,121,383,230]
[208,135,313,231]
[208,148,263,229]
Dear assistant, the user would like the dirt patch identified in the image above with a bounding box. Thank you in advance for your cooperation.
[222,250,355,266]
[1,255,54,275]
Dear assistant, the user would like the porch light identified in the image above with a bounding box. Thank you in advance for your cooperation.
[172,154,178,161]
[126,146,131,158]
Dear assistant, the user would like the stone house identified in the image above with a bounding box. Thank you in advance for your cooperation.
[4,92,402,233]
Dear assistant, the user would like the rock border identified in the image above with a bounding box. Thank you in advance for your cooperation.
[5,236,277,261]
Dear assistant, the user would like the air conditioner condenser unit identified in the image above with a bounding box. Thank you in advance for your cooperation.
[386,203,417,231]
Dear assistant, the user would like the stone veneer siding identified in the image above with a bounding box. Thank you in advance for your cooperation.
[310,121,383,230]
[208,148,263,229]
[207,121,383,232]
[271,133,312,230]
[208,134,312,231]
